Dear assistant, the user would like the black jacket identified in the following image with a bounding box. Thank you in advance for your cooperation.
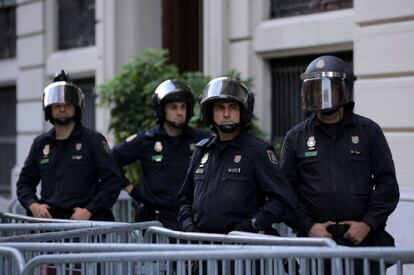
[112,124,211,211]
[280,112,399,232]
[17,124,124,215]
[178,132,313,234]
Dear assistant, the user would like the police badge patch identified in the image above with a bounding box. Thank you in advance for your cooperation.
[154,141,163,152]
[76,143,82,151]
[266,150,278,165]
[43,144,50,156]
[351,136,359,144]
[234,155,242,163]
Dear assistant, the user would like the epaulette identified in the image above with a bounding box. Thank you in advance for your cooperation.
[196,137,213,148]
[144,128,157,138]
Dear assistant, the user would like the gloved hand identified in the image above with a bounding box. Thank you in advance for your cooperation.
[183,223,200,232]
[233,219,258,233]
[128,185,141,202]
[134,202,155,222]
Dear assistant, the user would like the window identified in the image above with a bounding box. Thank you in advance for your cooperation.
[270,52,353,148]
[75,78,95,129]
[270,0,353,19]
[58,0,95,50]
[0,0,16,59]
[0,86,16,194]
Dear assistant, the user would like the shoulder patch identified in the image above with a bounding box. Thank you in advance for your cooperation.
[196,137,212,148]
[266,149,278,165]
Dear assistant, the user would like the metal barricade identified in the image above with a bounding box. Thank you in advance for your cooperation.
[18,246,414,275]
[0,220,138,239]
[0,222,162,244]
[112,190,136,223]
[0,246,25,274]
[0,212,77,224]
[144,226,337,247]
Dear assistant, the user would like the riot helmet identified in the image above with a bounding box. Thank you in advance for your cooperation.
[152,79,195,126]
[200,77,254,132]
[301,55,356,113]
[42,70,85,125]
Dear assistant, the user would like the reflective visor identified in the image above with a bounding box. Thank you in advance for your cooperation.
[201,79,249,108]
[43,81,83,108]
[301,77,347,112]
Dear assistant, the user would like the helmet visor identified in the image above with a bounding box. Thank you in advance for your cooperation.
[201,79,249,108]
[43,82,83,108]
[301,77,347,112]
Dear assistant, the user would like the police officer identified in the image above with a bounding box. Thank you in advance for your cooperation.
[112,79,210,230]
[178,77,313,234]
[280,56,399,248]
[16,70,124,221]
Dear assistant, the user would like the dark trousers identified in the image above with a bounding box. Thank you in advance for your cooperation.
[325,229,395,275]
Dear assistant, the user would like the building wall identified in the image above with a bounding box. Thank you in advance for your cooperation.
[2,0,162,200]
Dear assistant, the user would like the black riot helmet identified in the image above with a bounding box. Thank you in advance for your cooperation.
[301,55,356,113]
[152,79,195,124]
[42,70,85,124]
[200,77,254,131]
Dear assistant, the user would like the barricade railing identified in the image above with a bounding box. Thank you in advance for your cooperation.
[0,212,78,224]
[18,246,414,275]
[0,246,25,275]
[1,242,256,275]
[0,220,134,238]
[143,226,338,247]
[7,192,137,223]
[112,190,136,222]
[0,222,162,244]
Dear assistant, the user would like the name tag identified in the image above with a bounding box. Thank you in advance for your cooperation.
[40,158,49,165]
[152,155,163,162]
[305,151,318,157]
[72,155,83,160]
[228,168,241,174]
[195,168,204,174]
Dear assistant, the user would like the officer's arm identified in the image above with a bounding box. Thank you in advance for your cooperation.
[280,132,317,232]
[362,125,399,230]
[84,133,125,215]
[177,149,199,230]
[280,130,301,191]
[253,143,314,234]
[112,133,144,169]
[16,141,41,209]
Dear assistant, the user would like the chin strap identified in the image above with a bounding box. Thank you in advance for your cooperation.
[165,120,186,129]
[53,116,75,126]
[215,123,240,133]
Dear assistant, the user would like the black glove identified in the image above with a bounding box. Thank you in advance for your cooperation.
[183,223,200,232]
[128,185,141,202]
[134,202,156,222]
[233,219,258,233]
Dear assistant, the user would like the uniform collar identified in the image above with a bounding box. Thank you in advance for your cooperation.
[309,111,356,128]
[209,131,248,149]
[146,124,192,138]
[45,123,83,141]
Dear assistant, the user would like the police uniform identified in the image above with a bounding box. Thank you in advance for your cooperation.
[178,132,313,234]
[17,124,124,221]
[112,124,210,229]
[280,111,399,246]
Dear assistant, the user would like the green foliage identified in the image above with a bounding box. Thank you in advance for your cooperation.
[98,49,264,184]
